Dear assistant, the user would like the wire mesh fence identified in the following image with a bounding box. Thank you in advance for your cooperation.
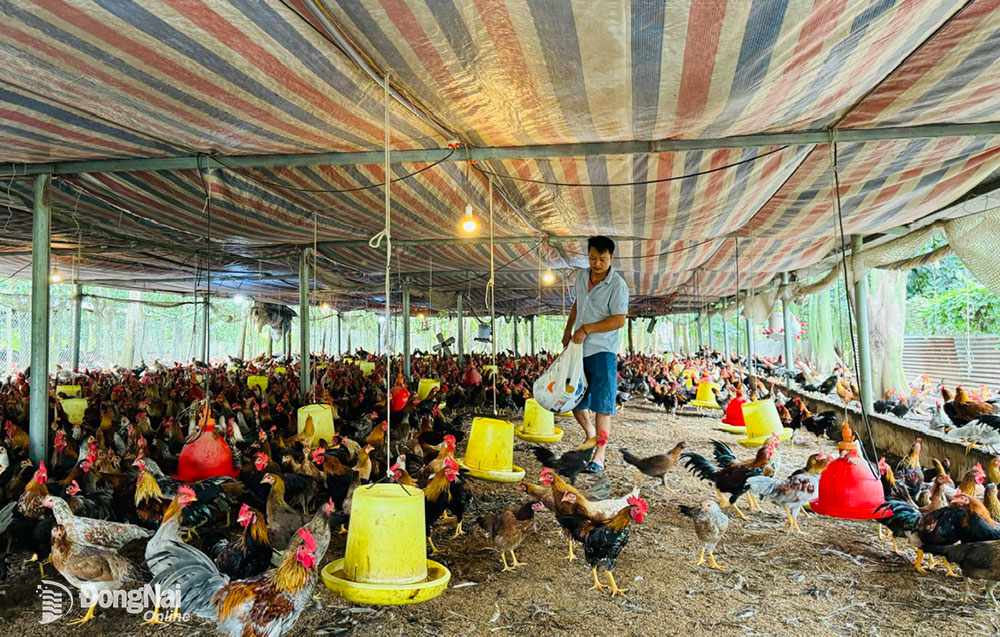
[0,281,673,374]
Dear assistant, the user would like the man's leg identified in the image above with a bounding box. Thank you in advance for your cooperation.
[574,409,596,441]
[591,412,611,467]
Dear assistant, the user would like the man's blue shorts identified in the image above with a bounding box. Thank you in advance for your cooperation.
[574,352,618,416]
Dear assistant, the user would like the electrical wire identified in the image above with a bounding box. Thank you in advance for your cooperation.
[472,146,788,187]
[207,148,455,194]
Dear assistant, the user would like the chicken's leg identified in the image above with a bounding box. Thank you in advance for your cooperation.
[730,502,749,521]
[565,538,577,561]
[938,556,961,578]
[605,571,627,597]
[440,511,455,522]
[450,520,464,539]
[68,601,99,626]
[142,597,166,626]
[23,553,47,578]
[707,551,725,571]
[509,549,526,568]
[589,567,608,592]
[166,602,182,622]
[890,536,902,555]
[427,536,440,555]
[338,524,348,535]
[660,476,677,495]
[500,552,514,572]
[692,547,707,567]
[913,549,929,574]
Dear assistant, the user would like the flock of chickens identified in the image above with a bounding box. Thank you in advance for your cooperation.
[2,346,1000,635]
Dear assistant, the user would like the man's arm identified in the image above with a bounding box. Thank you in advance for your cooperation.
[570,314,625,344]
[562,302,578,347]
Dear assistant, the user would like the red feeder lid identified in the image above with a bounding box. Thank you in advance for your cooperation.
[721,392,749,427]
[390,373,410,412]
[810,424,889,520]
[175,407,238,482]
[463,367,483,387]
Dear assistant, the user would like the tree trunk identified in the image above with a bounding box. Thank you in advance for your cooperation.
[867,269,908,395]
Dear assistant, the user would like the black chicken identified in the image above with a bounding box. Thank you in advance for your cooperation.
[531,430,604,485]
[682,439,777,520]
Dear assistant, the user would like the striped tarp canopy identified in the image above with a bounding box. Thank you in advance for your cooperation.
[0,0,998,314]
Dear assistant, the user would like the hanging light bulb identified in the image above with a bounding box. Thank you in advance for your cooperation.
[234,294,248,305]
[542,269,555,285]
[416,312,426,320]
[49,266,62,283]
[321,302,330,310]
[461,203,478,233]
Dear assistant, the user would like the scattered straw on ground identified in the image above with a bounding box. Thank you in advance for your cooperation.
[1,403,997,636]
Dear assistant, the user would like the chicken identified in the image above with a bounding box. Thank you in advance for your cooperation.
[261,473,309,551]
[746,453,831,533]
[893,438,924,500]
[555,494,647,596]
[422,457,459,554]
[681,438,778,520]
[531,430,605,485]
[876,493,1000,576]
[619,441,686,493]
[476,501,544,571]
[945,385,999,426]
[42,495,151,549]
[548,469,641,522]
[147,525,323,637]
[50,524,139,625]
[928,399,952,431]
[679,501,729,571]
[937,540,1000,608]
[795,399,839,441]
[210,503,273,580]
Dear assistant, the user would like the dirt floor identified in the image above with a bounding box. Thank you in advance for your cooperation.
[2,402,999,636]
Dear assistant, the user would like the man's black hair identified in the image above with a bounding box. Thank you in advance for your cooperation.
[588,235,615,255]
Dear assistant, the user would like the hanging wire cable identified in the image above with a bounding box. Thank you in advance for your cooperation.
[487,180,498,415]
[372,73,393,477]
[829,131,880,471]
[471,146,788,187]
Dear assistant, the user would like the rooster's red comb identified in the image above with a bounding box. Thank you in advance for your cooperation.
[297,527,316,552]
[178,485,196,499]
[627,495,648,513]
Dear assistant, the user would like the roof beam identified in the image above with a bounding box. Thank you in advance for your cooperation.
[4,122,999,177]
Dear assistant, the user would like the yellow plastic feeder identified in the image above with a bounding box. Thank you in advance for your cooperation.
[297,404,336,445]
[737,399,793,448]
[515,399,564,443]
[247,375,268,392]
[322,483,450,605]
[556,411,574,418]
[456,417,525,482]
[61,398,88,425]
[359,361,375,377]
[417,379,440,401]
[682,369,697,389]
[56,385,81,397]
[274,366,287,375]
[690,382,722,409]
[483,365,498,377]
[344,357,353,364]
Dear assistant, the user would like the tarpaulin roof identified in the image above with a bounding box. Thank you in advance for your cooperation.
[1,0,999,315]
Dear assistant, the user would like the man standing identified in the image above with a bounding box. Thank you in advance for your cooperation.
[562,236,629,473]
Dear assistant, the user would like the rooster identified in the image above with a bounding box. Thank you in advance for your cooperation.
[42,495,150,549]
[147,525,324,637]
[531,430,605,485]
[944,385,999,426]
[210,503,273,580]
[556,494,647,596]
[747,453,832,533]
[682,438,778,520]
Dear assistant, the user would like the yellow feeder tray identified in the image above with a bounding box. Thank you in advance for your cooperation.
[61,397,88,425]
[359,361,375,377]
[247,375,268,392]
[56,385,81,397]
[297,404,336,445]
[690,381,722,409]
[515,399,564,443]
[344,357,353,363]
[322,483,450,605]
[717,423,746,434]
[456,417,525,482]
[417,379,440,401]
[483,365,498,377]
[737,399,793,448]
[274,366,287,375]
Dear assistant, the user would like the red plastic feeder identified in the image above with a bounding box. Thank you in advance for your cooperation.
[175,405,238,482]
[463,366,483,387]
[722,393,749,426]
[810,424,890,520]
[390,373,410,412]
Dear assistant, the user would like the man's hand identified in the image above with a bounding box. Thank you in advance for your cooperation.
[571,327,588,344]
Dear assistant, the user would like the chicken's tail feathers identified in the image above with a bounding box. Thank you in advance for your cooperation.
[619,448,641,468]
[147,539,228,618]
[681,452,717,482]
[678,504,697,519]
[710,440,736,467]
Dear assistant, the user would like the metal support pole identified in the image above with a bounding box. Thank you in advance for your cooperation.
[722,302,730,361]
[746,318,756,373]
[530,316,536,356]
[781,273,795,387]
[71,283,83,370]
[238,311,247,361]
[707,313,714,351]
[200,292,209,363]
[29,174,50,465]
[695,313,703,351]
[299,250,310,401]
[627,317,634,354]
[402,280,411,380]
[456,294,464,366]
[513,316,519,357]
[337,312,342,356]
[852,235,875,413]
